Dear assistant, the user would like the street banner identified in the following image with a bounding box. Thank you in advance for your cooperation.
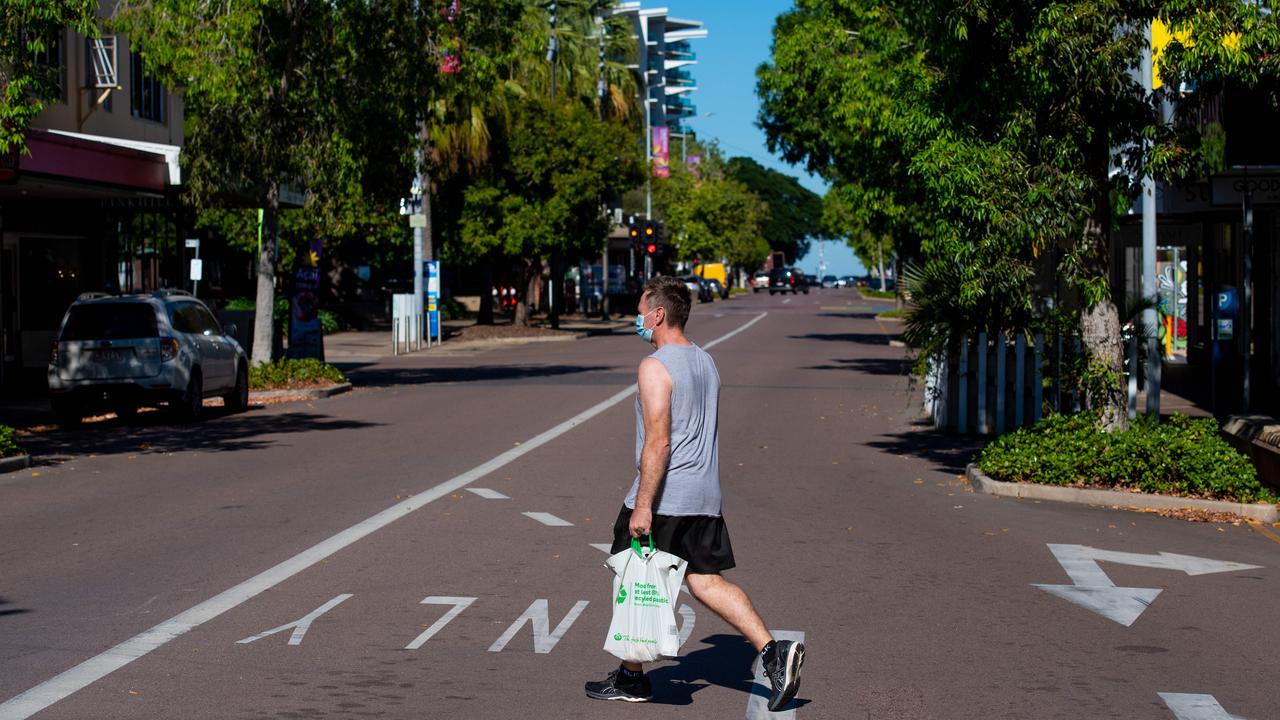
[288,238,324,361]
[652,126,670,178]
[686,154,701,178]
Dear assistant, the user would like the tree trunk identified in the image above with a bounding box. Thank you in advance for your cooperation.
[478,258,495,325]
[549,248,561,330]
[1079,193,1128,432]
[251,180,280,366]
[514,260,541,327]
[876,235,886,292]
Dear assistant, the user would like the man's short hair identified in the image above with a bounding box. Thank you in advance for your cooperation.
[644,276,691,330]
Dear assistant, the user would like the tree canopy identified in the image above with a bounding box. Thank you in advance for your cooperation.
[654,144,770,270]
[723,156,827,264]
[0,0,97,155]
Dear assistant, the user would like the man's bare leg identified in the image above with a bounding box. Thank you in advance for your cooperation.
[685,572,773,651]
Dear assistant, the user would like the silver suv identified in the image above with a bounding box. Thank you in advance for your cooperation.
[47,290,249,425]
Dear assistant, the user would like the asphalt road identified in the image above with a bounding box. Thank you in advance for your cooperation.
[1,289,1276,720]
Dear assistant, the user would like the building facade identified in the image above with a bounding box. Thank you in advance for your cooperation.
[1,6,186,395]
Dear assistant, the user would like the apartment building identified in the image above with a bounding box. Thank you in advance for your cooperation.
[0,6,186,394]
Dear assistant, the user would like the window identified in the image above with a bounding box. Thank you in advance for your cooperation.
[130,49,166,123]
[85,38,113,111]
[31,32,66,103]
[62,305,159,341]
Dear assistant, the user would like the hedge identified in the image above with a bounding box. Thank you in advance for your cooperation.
[249,358,347,390]
[0,424,21,458]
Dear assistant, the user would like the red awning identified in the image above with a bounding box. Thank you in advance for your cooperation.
[16,129,169,193]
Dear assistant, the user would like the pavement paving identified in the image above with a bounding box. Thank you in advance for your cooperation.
[0,288,1276,720]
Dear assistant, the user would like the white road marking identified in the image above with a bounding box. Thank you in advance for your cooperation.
[405,596,476,650]
[677,603,696,648]
[590,543,613,554]
[0,312,768,720]
[782,298,792,305]
[523,511,573,527]
[1033,544,1261,626]
[745,629,805,719]
[235,594,352,647]
[1159,693,1248,719]
[487,599,590,654]
[467,488,509,500]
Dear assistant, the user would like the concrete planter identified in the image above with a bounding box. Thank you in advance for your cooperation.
[0,453,32,474]
[966,463,1279,523]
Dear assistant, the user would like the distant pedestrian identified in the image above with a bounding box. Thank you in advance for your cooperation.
[585,275,805,712]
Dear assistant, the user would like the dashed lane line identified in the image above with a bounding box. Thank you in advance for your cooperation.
[0,311,769,720]
[523,511,573,527]
[467,488,509,500]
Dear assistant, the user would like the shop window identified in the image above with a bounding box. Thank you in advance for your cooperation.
[130,49,166,123]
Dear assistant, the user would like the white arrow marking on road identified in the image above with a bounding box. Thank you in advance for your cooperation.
[1159,693,1249,719]
[488,599,590,654]
[467,488,509,500]
[677,603,696,648]
[523,511,573,527]
[745,630,805,719]
[235,594,352,646]
[0,312,768,720]
[404,596,476,650]
[1033,544,1261,626]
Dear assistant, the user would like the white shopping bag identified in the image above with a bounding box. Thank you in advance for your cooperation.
[603,535,688,662]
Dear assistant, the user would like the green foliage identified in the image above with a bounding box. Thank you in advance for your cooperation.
[0,1,97,154]
[862,288,896,300]
[724,156,827,263]
[979,413,1276,504]
[440,296,471,321]
[0,424,22,458]
[249,358,347,390]
[226,297,340,335]
[653,143,770,269]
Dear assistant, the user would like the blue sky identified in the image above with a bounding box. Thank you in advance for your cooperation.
[660,0,865,276]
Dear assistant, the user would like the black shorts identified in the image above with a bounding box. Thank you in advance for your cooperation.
[610,506,736,574]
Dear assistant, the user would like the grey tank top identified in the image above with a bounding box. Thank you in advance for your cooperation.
[625,343,722,517]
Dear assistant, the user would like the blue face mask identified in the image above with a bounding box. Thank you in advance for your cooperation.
[635,309,656,343]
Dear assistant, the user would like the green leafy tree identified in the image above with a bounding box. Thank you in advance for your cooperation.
[456,99,642,326]
[0,1,97,154]
[759,0,1280,431]
[724,156,827,265]
[655,145,770,271]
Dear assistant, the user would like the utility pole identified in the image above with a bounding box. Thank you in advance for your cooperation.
[597,16,610,320]
[547,1,561,328]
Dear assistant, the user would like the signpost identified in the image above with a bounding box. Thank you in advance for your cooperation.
[425,260,440,347]
[186,238,201,297]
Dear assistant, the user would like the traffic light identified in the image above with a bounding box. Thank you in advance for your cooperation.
[628,218,641,253]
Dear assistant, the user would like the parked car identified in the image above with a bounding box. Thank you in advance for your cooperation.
[821,275,838,289]
[706,278,729,300]
[752,271,771,292]
[838,275,856,288]
[677,275,714,303]
[47,290,250,425]
[768,267,810,295]
[805,274,820,288]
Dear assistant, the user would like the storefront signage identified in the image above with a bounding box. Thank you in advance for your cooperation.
[1211,174,1280,205]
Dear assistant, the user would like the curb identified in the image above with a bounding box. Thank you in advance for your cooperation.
[250,383,353,402]
[0,453,32,474]
[966,464,1279,523]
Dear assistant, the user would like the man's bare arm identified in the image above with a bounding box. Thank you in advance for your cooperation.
[630,357,672,537]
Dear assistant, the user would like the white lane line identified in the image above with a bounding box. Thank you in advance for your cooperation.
[745,630,805,719]
[467,487,509,500]
[782,298,792,305]
[590,543,613,554]
[0,311,769,720]
[1159,693,1247,719]
[523,511,573,527]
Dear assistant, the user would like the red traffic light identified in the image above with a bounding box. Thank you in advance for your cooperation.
[646,243,657,255]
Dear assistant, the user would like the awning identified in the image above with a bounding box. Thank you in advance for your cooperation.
[2,129,177,197]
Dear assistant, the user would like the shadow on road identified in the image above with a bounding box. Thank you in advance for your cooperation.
[788,332,893,346]
[807,357,913,376]
[0,596,31,619]
[645,633,811,711]
[21,409,380,462]
[865,425,986,475]
[338,364,617,388]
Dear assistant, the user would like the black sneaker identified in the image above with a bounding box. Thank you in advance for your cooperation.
[585,669,652,703]
[764,640,805,712]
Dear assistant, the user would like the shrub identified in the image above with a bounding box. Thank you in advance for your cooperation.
[978,413,1276,504]
[250,358,347,390]
[0,424,22,458]
[861,288,896,299]
[228,297,343,335]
